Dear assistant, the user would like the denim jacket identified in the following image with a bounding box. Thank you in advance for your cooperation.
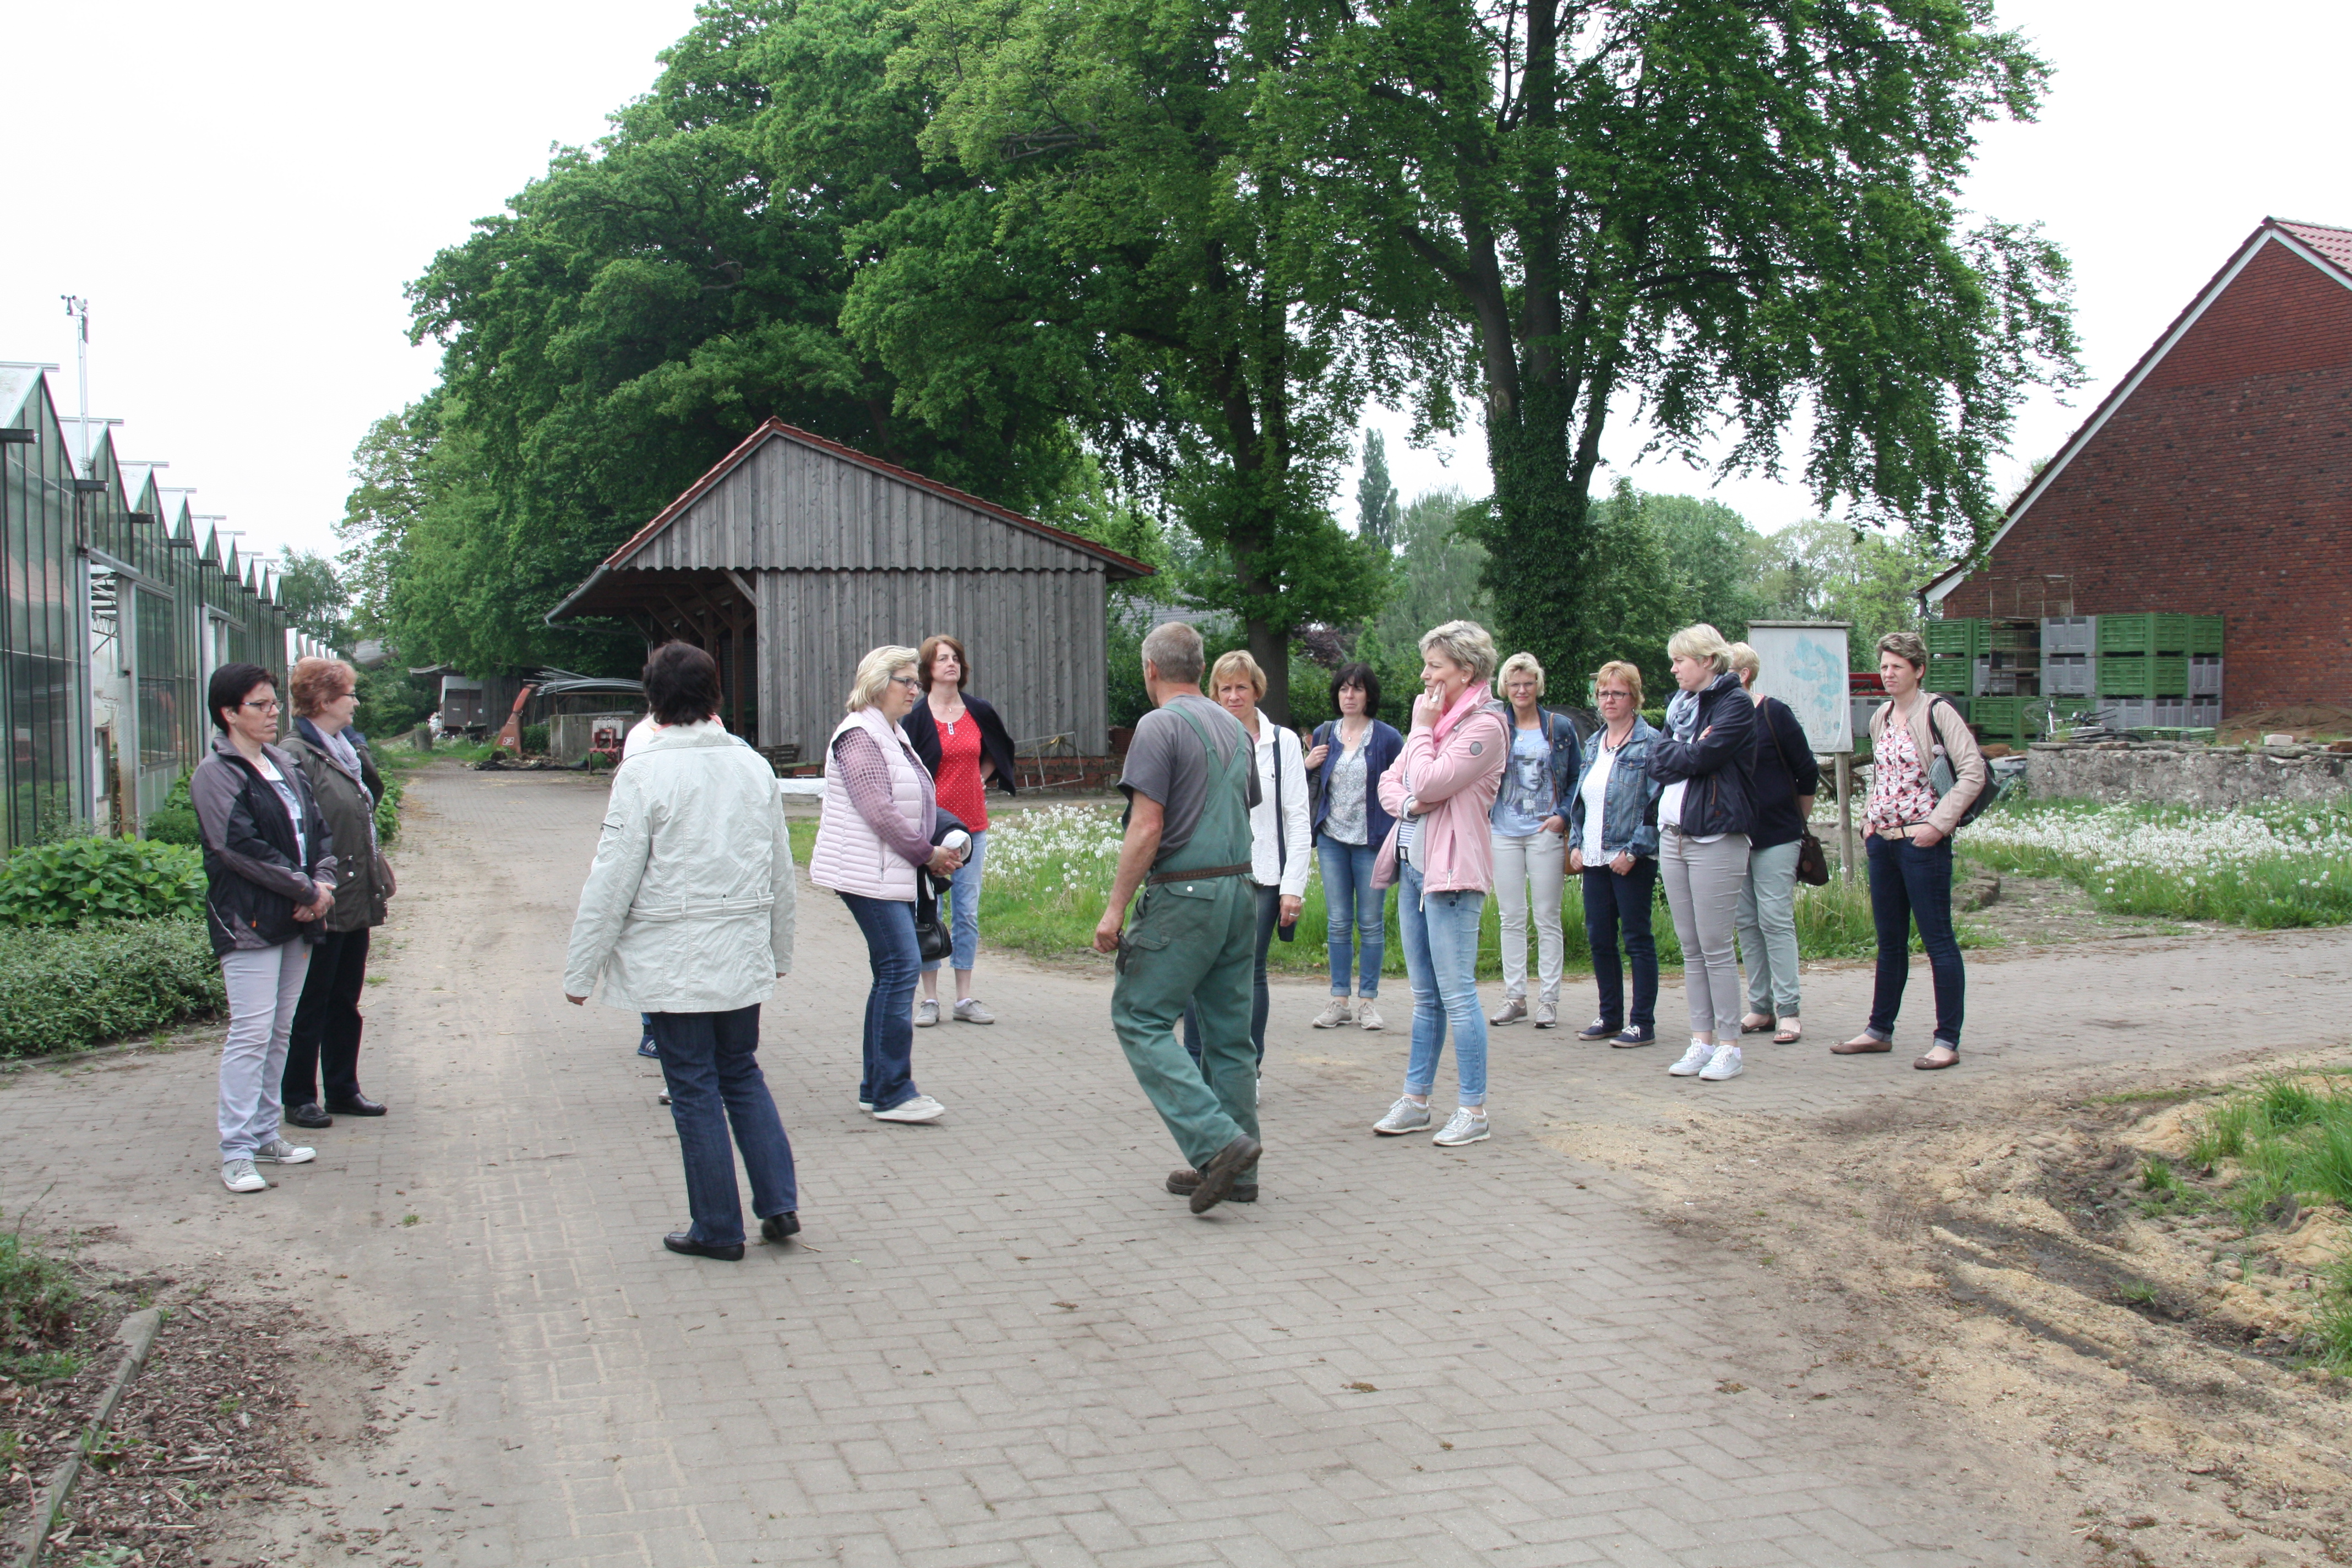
[1565,715,1665,859]
[1487,708,1586,830]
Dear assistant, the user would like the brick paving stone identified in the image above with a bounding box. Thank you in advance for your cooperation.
[9,766,2345,1565]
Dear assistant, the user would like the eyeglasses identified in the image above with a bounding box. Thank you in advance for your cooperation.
[1596,690,1635,702]
[241,699,281,712]
[888,674,921,690]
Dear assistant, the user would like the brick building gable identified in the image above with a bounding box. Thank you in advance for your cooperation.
[1931,220,2352,714]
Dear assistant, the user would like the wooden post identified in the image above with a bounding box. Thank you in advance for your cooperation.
[1835,752,1855,885]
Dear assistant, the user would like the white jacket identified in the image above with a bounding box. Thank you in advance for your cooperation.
[563,720,797,1012]
[1248,710,1313,899]
[808,707,935,902]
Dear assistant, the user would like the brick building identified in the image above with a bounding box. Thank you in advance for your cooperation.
[1925,217,2352,715]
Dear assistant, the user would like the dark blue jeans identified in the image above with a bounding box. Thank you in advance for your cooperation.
[1581,859,1658,1031]
[840,892,922,1112]
[1866,835,1964,1047]
[649,1005,797,1249]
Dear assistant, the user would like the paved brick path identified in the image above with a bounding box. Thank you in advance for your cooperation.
[9,766,2348,1567]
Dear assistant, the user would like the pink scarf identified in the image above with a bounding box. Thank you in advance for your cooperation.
[1429,680,1495,744]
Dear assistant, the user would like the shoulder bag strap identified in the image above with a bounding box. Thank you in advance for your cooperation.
[1272,727,1287,873]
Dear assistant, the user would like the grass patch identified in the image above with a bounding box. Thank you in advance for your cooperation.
[792,805,1977,978]
[1961,796,2352,929]
[0,1226,83,1381]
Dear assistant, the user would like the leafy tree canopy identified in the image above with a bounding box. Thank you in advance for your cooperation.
[273,549,350,650]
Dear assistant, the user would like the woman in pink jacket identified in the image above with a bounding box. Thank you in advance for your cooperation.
[1370,621,1509,1147]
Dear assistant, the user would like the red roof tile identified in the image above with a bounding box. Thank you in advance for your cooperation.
[2274,219,2352,277]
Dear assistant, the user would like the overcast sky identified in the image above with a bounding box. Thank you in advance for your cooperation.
[5,0,2348,573]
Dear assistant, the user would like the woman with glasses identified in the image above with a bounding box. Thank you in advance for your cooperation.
[1566,662,1664,1047]
[809,647,967,1124]
[190,665,336,1194]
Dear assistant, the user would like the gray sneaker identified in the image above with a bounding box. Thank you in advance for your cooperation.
[913,999,940,1027]
[1489,996,1527,1026]
[1432,1108,1490,1146]
[1311,996,1354,1029]
[1372,1097,1432,1136]
[952,998,995,1025]
[222,1158,265,1193]
[253,1139,315,1165]
[1533,1000,1558,1029]
[1355,999,1386,1031]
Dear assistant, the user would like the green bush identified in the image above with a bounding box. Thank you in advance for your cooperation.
[0,837,204,927]
[521,722,550,755]
[0,914,224,1059]
[143,769,200,846]
[374,772,404,845]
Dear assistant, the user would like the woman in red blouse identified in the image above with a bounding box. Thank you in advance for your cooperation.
[901,635,1020,1026]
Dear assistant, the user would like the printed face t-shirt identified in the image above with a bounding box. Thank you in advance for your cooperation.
[1492,722,1553,836]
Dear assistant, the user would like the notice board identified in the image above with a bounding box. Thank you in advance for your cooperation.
[1745,622,1852,753]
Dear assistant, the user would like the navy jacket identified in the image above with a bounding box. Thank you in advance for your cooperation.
[1646,671,1758,840]
[1308,717,1403,849]
[1747,696,1822,851]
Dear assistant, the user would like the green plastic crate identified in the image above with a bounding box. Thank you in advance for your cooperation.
[1926,619,1980,658]
[2097,654,2189,696]
[1971,696,2021,735]
[2098,614,2151,654]
[2188,616,2224,654]
[2098,613,2208,656]
[1926,657,1970,693]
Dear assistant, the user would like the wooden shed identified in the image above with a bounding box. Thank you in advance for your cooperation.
[547,420,1153,759]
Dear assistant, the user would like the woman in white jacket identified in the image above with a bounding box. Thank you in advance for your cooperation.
[565,644,799,1262]
[1181,650,1311,1072]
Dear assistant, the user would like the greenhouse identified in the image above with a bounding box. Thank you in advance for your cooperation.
[0,363,324,848]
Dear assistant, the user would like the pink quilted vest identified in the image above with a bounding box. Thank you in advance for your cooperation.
[809,707,934,901]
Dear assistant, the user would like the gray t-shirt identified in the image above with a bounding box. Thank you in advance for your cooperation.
[1119,694,1261,862]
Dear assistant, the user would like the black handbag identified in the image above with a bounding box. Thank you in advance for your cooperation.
[1763,702,1831,887]
[913,807,969,963]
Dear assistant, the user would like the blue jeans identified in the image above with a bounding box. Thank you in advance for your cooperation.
[1581,859,1658,1031]
[1317,836,1384,999]
[649,1005,797,1249]
[1396,861,1487,1105]
[839,892,922,1111]
[1865,835,1964,1047]
[919,828,986,975]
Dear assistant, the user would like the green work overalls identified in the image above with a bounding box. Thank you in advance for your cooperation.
[1110,703,1261,1177]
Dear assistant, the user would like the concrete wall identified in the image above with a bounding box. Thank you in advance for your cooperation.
[2027,740,2352,811]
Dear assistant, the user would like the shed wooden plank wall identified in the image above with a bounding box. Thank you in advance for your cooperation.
[757,569,1107,761]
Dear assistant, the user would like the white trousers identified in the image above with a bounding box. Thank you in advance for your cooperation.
[218,940,313,1162]
[1490,828,1565,1002]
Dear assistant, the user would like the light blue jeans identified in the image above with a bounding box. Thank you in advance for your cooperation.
[919,827,987,975]
[1316,836,1384,999]
[1396,860,1488,1106]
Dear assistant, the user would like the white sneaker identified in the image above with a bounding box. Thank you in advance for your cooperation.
[1355,999,1386,1031]
[913,999,940,1028]
[253,1139,315,1164]
[857,1099,873,1112]
[222,1158,266,1193]
[1372,1097,1432,1135]
[952,998,995,1025]
[1697,1044,1744,1082]
[873,1094,945,1123]
[1311,996,1354,1029]
[1667,1040,1713,1076]
[1432,1109,1490,1146]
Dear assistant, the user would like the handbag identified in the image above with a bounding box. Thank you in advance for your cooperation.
[913,807,970,963]
[1763,700,1831,887]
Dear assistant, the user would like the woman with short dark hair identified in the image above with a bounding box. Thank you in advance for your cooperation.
[565,642,803,1260]
[1303,662,1402,1030]
[900,633,1017,1027]
[192,662,337,1194]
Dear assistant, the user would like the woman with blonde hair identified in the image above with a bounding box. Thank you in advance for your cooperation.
[1181,649,1310,1072]
[808,646,967,1124]
[1566,661,1664,1046]
[1371,620,1509,1146]
[1645,623,1758,1082]
[1485,651,1583,1028]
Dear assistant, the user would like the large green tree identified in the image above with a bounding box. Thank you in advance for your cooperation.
[1313,0,2080,684]
[865,0,1435,722]
[385,0,1087,673]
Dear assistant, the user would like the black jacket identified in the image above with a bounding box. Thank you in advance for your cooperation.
[190,734,337,958]
[1746,696,1823,852]
[1645,671,1758,840]
[901,693,1019,796]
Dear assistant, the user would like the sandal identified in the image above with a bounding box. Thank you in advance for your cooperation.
[1914,1043,1960,1071]
[1831,1033,1891,1055]
[1739,1012,1775,1034]
[1773,1018,1802,1045]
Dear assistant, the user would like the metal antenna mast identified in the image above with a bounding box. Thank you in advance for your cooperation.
[59,296,91,475]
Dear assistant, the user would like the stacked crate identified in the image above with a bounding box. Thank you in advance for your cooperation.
[1925,619,1977,697]
[2095,614,2223,731]
[1924,613,2220,737]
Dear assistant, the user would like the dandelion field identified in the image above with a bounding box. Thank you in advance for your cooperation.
[1958,798,2352,928]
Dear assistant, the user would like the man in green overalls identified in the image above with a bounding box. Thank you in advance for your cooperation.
[1092,620,1264,1213]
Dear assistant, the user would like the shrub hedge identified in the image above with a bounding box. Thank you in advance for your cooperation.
[0,837,203,926]
[0,914,223,1059]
